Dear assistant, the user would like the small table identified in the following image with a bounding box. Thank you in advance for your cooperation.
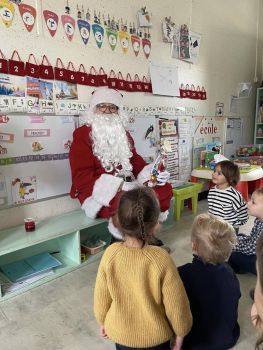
[191,166,263,201]
[172,182,203,220]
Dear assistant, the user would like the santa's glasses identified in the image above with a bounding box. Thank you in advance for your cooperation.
[96,103,118,113]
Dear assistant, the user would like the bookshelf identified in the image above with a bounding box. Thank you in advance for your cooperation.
[0,210,110,301]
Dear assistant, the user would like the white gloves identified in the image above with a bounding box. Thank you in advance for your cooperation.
[156,171,170,186]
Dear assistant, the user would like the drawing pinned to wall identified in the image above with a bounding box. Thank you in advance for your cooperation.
[119,23,130,54]
[150,63,179,97]
[61,14,75,41]
[105,15,118,51]
[171,27,201,64]
[0,174,8,206]
[18,3,36,32]
[131,32,141,56]
[215,102,224,117]
[43,10,59,37]
[162,16,176,43]
[11,176,37,204]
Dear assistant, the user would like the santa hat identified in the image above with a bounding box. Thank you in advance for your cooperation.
[90,87,123,111]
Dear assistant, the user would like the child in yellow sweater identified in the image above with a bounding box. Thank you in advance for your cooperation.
[94,187,192,350]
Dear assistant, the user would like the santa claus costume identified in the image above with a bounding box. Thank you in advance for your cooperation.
[69,87,173,239]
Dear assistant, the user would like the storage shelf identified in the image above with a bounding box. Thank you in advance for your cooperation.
[0,209,110,301]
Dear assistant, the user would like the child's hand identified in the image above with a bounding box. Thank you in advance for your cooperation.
[171,336,183,350]
[99,325,108,338]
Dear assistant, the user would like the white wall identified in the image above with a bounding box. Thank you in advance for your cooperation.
[0,0,262,229]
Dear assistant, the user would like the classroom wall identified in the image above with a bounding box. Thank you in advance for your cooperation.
[0,0,262,229]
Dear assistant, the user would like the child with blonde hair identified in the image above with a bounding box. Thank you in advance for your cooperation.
[178,212,241,350]
[94,187,192,350]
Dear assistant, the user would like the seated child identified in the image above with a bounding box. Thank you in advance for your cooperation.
[229,187,263,275]
[178,212,241,350]
[251,232,263,349]
[207,160,248,232]
[94,187,192,350]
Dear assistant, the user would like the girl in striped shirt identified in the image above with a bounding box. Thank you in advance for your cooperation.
[207,160,248,232]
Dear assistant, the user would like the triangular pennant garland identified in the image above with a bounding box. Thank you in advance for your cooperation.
[106,28,118,51]
[0,0,15,28]
[43,10,59,37]
[131,34,141,56]
[119,31,130,54]
[92,23,104,49]
[142,38,151,59]
[19,3,36,32]
[77,19,90,45]
[61,14,75,41]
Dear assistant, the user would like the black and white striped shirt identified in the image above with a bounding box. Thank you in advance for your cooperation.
[207,186,248,228]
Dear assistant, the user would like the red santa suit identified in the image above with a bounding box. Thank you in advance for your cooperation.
[69,124,173,221]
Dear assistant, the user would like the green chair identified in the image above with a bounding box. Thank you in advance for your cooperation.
[172,182,203,220]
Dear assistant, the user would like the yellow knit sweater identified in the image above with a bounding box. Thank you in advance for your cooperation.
[94,243,192,348]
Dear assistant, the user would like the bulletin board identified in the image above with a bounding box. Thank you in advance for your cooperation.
[0,114,76,208]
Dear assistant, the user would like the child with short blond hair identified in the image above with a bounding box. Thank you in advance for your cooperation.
[178,212,241,350]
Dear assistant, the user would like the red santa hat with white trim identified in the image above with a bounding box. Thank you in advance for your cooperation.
[89,87,123,111]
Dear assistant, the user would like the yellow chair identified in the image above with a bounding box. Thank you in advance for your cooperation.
[172,182,203,220]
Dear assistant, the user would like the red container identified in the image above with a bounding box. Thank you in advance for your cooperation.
[24,218,35,232]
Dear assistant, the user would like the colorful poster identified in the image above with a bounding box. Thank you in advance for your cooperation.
[54,81,78,100]
[0,74,26,97]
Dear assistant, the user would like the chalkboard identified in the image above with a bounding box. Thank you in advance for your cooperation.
[0,114,76,208]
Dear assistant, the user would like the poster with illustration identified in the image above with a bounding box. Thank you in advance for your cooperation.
[11,176,37,204]
[54,81,78,100]
[126,115,158,163]
[0,74,26,97]
[26,77,53,100]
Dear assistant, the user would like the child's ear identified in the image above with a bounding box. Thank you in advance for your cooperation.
[192,240,197,252]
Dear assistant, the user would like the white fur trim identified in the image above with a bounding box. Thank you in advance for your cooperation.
[82,197,102,219]
[122,181,139,191]
[108,218,123,239]
[159,210,169,222]
[93,174,123,206]
[90,87,123,111]
[137,164,153,185]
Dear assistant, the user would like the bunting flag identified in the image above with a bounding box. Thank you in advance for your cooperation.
[118,31,129,54]
[131,34,140,56]
[77,19,90,45]
[106,28,118,51]
[142,37,151,59]
[61,14,75,41]
[0,0,15,28]
[92,23,104,48]
[19,3,36,32]
[43,10,59,37]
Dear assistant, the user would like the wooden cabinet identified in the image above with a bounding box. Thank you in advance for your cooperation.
[0,210,110,301]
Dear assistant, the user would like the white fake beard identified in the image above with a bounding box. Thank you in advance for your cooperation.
[85,112,133,173]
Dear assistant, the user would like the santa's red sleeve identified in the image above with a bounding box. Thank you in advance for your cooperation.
[69,125,123,218]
